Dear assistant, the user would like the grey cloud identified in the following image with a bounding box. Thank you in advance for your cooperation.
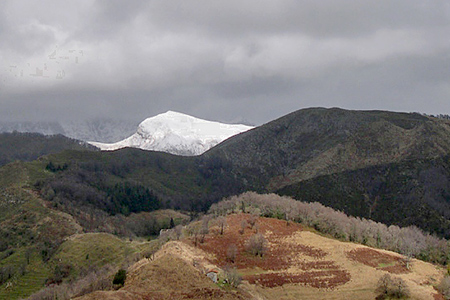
[1,0,450,127]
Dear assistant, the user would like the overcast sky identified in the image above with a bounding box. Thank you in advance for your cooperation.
[1,1,449,125]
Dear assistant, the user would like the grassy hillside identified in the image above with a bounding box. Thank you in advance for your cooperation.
[0,160,189,299]
[76,213,446,300]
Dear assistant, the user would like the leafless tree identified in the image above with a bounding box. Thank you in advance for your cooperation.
[246,233,267,257]
[248,214,257,229]
[239,220,246,235]
[217,216,227,235]
[226,244,238,263]
[375,274,410,299]
[437,276,450,299]
[174,225,183,240]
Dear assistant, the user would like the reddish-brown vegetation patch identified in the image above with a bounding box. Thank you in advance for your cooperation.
[192,214,350,289]
[246,269,351,289]
[433,292,446,300]
[347,248,409,274]
[181,287,244,299]
[196,214,326,270]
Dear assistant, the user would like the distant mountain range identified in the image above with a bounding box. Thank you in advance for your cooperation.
[89,111,254,156]
[0,119,137,143]
[2,107,450,238]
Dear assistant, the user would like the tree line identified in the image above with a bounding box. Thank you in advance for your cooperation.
[209,192,450,265]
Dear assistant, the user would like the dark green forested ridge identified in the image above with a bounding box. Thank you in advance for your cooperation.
[5,107,450,238]
[0,132,97,167]
[277,155,450,238]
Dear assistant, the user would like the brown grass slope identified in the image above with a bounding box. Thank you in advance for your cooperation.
[77,214,445,300]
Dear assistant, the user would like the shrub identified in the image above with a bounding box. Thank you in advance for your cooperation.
[246,233,267,257]
[376,274,410,299]
[223,266,242,287]
[112,269,126,286]
[438,276,450,299]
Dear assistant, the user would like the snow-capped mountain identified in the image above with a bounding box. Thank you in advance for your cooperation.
[89,111,254,156]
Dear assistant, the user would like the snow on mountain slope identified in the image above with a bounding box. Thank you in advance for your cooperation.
[89,111,254,156]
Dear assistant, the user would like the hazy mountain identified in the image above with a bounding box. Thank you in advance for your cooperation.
[0,121,65,136]
[0,132,97,167]
[89,111,254,156]
[0,119,138,143]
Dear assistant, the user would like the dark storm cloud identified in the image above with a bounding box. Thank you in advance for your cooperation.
[1,0,450,125]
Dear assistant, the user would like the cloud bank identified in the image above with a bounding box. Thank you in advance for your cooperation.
[1,0,449,124]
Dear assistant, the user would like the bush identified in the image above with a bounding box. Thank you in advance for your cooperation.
[438,276,450,299]
[246,233,267,257]
[223,266,242,287]
[376,274,410,299]
[112,269,126,286]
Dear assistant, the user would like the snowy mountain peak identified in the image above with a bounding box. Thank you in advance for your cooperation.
[89,112,254,156]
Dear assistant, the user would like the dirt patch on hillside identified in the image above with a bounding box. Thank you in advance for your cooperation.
[347,248,409,274]
[196,214,351,289]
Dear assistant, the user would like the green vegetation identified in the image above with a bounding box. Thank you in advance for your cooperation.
[278,156,450,238]
[0,132,97,167]
[112,269,126,286]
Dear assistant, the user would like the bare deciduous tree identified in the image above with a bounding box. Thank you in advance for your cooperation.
[375,274,410,299]
[437,276,450,299]
[226,244,238,263]
[174,225,183,240]
[239,220,246,235]
[217,216,227,235]
[248,214,257,229]
[246,233,267,257]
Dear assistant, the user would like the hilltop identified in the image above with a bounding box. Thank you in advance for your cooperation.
[75,212,445,300]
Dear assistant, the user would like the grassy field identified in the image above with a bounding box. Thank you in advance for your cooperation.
[0,232,159,300]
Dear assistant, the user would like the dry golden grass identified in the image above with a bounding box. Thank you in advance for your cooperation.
[77,214,446,300]
[262,230,444,300]
[77,250,249,300]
